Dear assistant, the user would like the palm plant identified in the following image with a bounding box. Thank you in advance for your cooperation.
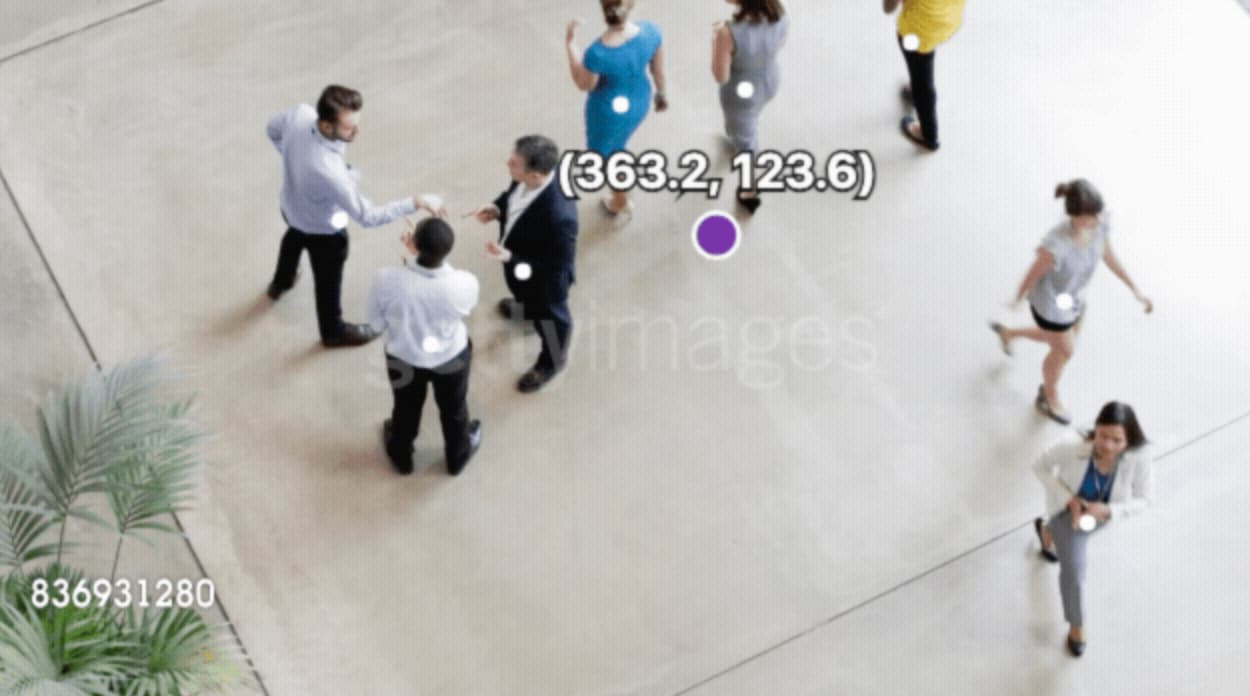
[0,357,248,694]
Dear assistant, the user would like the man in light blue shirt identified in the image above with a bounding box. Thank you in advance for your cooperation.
[265,84,443,347]
[367,217,482,476]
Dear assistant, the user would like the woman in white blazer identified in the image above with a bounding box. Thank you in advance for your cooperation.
[1032,401,1152,657]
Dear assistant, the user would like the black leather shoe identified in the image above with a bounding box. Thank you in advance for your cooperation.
[448,420,482,476]
[1034,518,1059,563]
[1067,635,1086,657]
[323,323,380,348]
[382,419,414,475]
[497,298,521,320]
[516,368,555,394]
[736,191,762,215]
[266,270,301,300]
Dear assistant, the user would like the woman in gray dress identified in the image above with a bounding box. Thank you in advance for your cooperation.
[712,0,788,214]
[991,180,1153,424]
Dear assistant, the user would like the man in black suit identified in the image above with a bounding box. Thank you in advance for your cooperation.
[468,135,578,393]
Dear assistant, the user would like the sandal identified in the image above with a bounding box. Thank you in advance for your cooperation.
[600,196,634,220]
[1033,517,1058,563]
[1034,386,1072,425]
[899,116,939,151]
[989,321,1012,356]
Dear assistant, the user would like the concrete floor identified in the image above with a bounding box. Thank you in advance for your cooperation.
[2,1,1248,694]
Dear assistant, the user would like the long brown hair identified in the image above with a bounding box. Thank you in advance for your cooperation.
[734,0,785,23]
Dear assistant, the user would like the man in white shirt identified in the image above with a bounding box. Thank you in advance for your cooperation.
[265,84,443,347]
[367,217,482,475]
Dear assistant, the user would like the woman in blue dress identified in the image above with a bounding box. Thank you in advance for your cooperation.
[566,0,667,219]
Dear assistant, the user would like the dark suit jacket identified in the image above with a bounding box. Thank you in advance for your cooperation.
[493,180,578,323]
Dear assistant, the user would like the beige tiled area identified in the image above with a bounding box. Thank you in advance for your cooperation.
[2,1,1248,694]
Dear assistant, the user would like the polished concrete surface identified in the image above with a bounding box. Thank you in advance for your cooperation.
[1,1,1247,694]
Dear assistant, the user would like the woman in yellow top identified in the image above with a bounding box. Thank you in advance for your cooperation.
[883,0,966,151]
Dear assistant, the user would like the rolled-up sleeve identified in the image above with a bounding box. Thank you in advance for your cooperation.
[331,178,417,229]
[266,108,294,152]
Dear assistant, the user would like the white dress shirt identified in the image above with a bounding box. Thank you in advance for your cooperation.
[367,261,479,369]
[499,172,554,243]
[266,104,415,235]
[1033,436,1153,519]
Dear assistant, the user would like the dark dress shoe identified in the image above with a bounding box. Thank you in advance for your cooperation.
[1067,635,1086,657]
[266,270,301,300]
[497,298,522,320]
[381,419,414,475]
[736,191,762,214]
[448,420,482,476]
[1034,518,1058,563]
[323,322,380,348]
[516,368,555,394]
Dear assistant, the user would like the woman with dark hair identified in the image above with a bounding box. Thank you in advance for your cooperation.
[565,0,666,220]
[1032,401,1153,657]
[990,179,1153,424]
[711,0,788,214]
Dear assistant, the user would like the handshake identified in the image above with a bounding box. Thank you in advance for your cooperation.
[400,195,513,263]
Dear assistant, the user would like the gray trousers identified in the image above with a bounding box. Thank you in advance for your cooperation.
[1047,509,1105,626]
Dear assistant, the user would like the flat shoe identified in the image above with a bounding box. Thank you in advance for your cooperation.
[1034,386,1072,425]
[1033,518,1058,563]
[899,116,939,151]
[989,321,1012,356]
[1067,635,1086,657]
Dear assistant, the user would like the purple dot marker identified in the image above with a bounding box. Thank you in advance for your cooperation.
[691,212,741,260]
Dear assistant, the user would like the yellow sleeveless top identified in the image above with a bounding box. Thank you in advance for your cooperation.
[897,0,966,54]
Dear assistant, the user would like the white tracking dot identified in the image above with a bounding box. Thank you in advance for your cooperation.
[422,336,443,354]
[1078,514,1097,532]
[611,96,630,114]
[736,81,755,99]
[514,262,533,281]
[1055,293,1075,311]
[902,34,920,51]
[330,211,349,229]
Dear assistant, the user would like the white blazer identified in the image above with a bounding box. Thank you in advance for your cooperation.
[1033,437,1153,519]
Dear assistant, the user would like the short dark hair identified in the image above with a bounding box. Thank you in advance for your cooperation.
[317,85,363,125]
[415,217,455,265]
[1054,179,1104,217]
[601,0,629,26]
[734,0,786,23]
[1089,401,1148,450]
[514,135,560,174]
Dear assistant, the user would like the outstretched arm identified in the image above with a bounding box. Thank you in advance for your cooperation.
[1103,240,1153,313]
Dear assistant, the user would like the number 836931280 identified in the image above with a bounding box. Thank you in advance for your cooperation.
[27,576,217,610]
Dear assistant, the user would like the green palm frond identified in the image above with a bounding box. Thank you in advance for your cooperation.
[0,425,59,575]
[0,594,136,696]
[120,607,244,696]
[34,356,172,525]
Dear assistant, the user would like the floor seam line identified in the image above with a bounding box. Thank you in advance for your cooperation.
[0,0,167,68]
[668,408,1250,695]
[1,162,271,695]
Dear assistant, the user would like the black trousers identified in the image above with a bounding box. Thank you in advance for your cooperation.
[270,226,349,340]
[899,35,939,147]
[534,315,572,375]
[385,345,472,473]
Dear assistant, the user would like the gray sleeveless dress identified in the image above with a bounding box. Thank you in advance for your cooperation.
[718,15,789,152]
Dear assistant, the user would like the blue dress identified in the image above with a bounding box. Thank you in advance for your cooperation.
[582,21,663,155]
